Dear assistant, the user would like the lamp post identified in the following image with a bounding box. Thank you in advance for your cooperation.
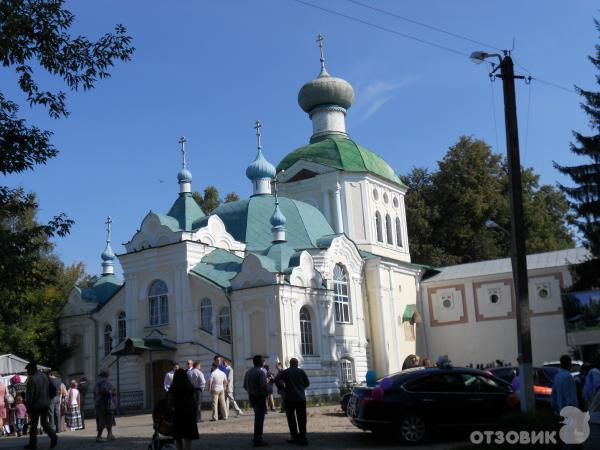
[471,51,535,414]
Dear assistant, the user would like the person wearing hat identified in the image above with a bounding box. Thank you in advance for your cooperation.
[24,361,58,449]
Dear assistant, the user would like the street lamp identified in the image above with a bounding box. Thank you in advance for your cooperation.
[484,219,509,235]
[471,51,535,414]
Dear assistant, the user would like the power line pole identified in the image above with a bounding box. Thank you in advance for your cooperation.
[471,51,535,414]
[498,54,535,414]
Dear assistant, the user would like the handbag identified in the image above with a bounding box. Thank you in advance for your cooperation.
[60,397,67,415]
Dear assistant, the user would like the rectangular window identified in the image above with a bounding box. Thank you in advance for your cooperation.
[149,294,168,326]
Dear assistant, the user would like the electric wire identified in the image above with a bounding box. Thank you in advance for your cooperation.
[292,0,471,58]
[293,0,578,97]
[345,0,503,52]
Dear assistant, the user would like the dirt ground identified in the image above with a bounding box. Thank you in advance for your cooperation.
[0,405,468,450]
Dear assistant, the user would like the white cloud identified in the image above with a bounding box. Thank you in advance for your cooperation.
[353,77,418,123]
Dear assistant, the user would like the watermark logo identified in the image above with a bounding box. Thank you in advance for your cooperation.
[469,406,590,445]
[559,406,590,444]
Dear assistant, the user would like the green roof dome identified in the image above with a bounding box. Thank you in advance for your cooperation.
[298,71,355,113]
[195,195,334,252]
[277,135,404,185]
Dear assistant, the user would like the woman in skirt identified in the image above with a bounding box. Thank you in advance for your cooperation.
[66,380,83,430]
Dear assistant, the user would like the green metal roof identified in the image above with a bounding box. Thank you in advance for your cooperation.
[78,274,123,305]
[262,242,296,272]
[277,135,405,186]
[165,192,205,231]
[195,195,334,252]
[402,304,417,322]
[190,249,243,289]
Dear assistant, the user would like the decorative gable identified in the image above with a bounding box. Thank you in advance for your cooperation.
[191,215,245,252]
[230,253,277,289]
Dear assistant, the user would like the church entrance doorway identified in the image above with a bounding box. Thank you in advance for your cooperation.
[146,359,172,408]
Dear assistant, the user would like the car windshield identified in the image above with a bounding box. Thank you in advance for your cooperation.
[377,367,425,383]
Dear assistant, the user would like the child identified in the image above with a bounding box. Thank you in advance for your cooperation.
[12,396,26,437]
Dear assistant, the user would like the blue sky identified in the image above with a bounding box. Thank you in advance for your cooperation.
[3,0,598,277]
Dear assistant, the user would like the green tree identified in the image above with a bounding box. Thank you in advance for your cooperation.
[1,1,134,331]
[0,191,92,367]
[405,136,574,266]
[193,186,240,214]
[554,19,600,290]
[224,192,240,203]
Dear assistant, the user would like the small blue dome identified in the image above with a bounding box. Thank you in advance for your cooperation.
[270,202,287,229]
[246,149,276,181]
[101,242,116,261]
[178,167,193,183]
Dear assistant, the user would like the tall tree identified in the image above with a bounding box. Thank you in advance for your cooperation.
[555,19,600,290]
[0,190,91,367]
[193,186,240,215]
[404,136,574,266]
[0,1,134,327]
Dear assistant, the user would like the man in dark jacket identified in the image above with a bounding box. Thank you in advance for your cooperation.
[244,355,268,447]
[25,362,58,449]
[275,358,310,446]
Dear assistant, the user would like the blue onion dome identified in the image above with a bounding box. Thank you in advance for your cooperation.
[246,149,276,181]
[101,242,116,261]
[298,70,355,113]
[177,167,193,183]
[270,202,287,229]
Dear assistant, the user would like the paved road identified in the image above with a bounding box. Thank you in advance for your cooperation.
[0,406,469,449]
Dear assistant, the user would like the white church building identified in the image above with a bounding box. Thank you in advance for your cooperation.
[59,41,587,411]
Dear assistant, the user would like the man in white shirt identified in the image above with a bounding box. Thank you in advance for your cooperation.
[224,359,243,416]
[163,362,179,392]
[187,361,206,422]
[208,364,228,421]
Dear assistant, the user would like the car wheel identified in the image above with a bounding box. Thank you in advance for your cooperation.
[399,415,427,445]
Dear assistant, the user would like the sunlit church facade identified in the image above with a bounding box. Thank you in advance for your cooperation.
[59,43,585,411]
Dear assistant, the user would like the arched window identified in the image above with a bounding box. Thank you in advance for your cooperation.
[375,211,383,242]
[385,214,394,244]
[299,307,314,356]
[148,280,169,326]
[396,217,403,247]
[200,298,213,334]
[103,324,112,357]
[340,358,354,383]
[218,306,231,342]
[117,311,126,343]
[333,264,351,323]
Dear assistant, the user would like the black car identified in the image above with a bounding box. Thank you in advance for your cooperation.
[347,367,516,445]
[489,366,558,404]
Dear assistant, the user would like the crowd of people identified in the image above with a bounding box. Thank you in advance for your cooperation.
[0,361,117,449]
[162,354,310,449]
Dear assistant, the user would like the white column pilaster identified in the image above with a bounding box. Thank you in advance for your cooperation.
[334,182,344,234]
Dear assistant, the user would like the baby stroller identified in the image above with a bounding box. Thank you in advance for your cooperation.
[148,399,175,450]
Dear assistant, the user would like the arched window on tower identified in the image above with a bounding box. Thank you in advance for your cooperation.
[396,217,403,247]
[148,280,169,326]
[103,324,112,357]
[218,306,231,342]
[375,211,383,242]
[385,214,394,245]
[299,307,314,356]
[333,264,351,323]
[200,298,213,334]
[117,311,126,343]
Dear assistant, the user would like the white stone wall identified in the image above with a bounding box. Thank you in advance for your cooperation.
[420,268,570,367]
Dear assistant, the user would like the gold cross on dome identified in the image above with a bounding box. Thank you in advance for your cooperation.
[254,120,262,150]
